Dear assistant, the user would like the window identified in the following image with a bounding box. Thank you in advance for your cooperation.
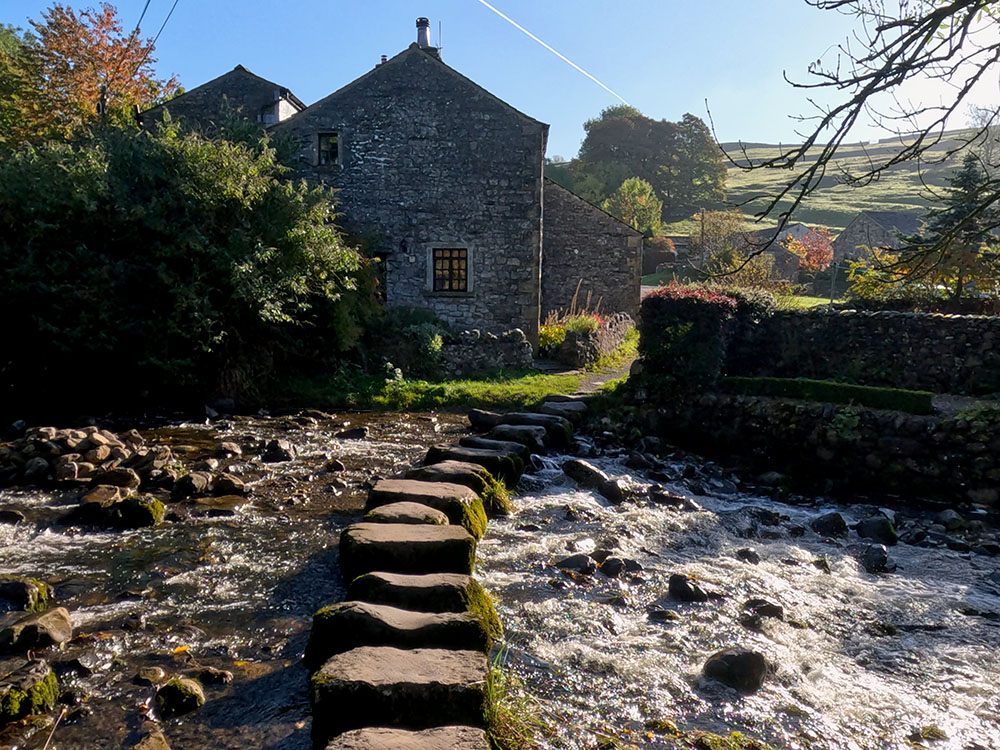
[317,132,339,166]
[433,248,468,292]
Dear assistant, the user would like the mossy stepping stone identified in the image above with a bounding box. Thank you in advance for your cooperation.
[310,646,486,744]
[488,424,548,452]
[364,501,449,526]
[339,523,476,581]
[423,445,522,485]
[0,658,58,724]
[325,726,490,749]
[347,572,502,643]
[367,480,487,539]
[404,461,493,494]
[304,601,490,669]
[459,436,531,461]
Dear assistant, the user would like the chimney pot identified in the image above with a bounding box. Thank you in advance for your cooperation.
[381,54,388,64]
[416,17,431,47]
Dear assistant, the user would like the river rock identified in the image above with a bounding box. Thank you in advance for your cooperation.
[310,646,486,742]
[134,666,167,685]
[703,648,768,693]
[216,441,242,457]
[339,523,476,581]
[365,502,449,526]
[305,601,489,669]
[423,445,522,485]
[367,480,487,539]
[405,461,492,494]
[459,437,530,462]
[156,677,205,717]
[22,457,49,481]
[811,512,848,538]
[262,439,295,463]
[0,576,52,613]
[933,509,964,531]
[856,516,899,546]
[598,477,633,505]
[0,658,58,723]
[497,413,573,448]
[326,726,490,750]
[600,557,626,578]
[861,544,891,574]
[555,553,597,575]
[668,574,708,603]
[336,427,370,440]
[562,459,609,489]
[172,471,213,499]
[197,666,233,684]
[740,598,784,630]
[55,461,80,482]
[212,473,246,496]
[0,607,72,652]
[93,467,141,489]
[488,424,548,452]
[736,548,761,565]
[80,484,123,507]
[467,409,502,432]
[539,400,587,425]
[347,572,498,621]
[131,723,171,750]
[0,510,25,525]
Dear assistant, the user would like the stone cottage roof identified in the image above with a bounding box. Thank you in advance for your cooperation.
[542,179,644,236]
[139,64,305,129]
[859,210,923,236]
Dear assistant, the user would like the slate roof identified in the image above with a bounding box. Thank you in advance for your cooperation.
[861,210,923,236]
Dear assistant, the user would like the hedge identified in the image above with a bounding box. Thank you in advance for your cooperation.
[722,377,935,415]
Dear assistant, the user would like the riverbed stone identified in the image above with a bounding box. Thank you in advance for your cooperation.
[0,658,58,723]
[423,445,522,485]
[22,457,49,481]
[212,473,246,496]
[562,459,609,489]
[933,509,964,531]
[325,726,490,750]
[0,607,72,652]
[497,413,573,447]
[0,510,25,525]
[856,516,899,546]
[487,424,548,452]
[811,512,848,538]
[0,576,53,613]
[310,646,486,742]
[131,723,171,750]
[366,480,487,539]
[133,666,167,686]
[262,439,295,463]
[702,648,768,693]
[339,523,476,581]
[861,544,891,574]
[458,437,530,462]
[467,409,502,432]
[172,471,213,499]
[555,553,597,575]
[305,601,490,669]
[365,502,449,526]
[156,677,205,717]
[404,461,493,495]
[80,484,122,507]
[668,574,708,603]
[92,467,141,489]
[539,400,587,425]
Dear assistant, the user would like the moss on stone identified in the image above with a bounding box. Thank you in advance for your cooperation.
[479,476,513,517]
[464,579,502,645]
[689,731,778,750]
[453,497,488,540]
[0,668,58,723]
[0,576,53,613]
[156,676,205,717]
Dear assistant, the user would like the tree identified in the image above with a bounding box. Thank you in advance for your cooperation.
[736,1,1000,257]
[601,177,664,236]
[577,106,726,218]
[689,210,751,270]
[785,228,833,271]
[0,25,44,149]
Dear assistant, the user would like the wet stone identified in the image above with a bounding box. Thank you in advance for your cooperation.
[668,574,709,603]
[0,658,58,724]
[861,544,892,574]
[423,445,522,485]
[539,400,587,425]
[0,577,52,613]
[703,647,768,693]
[0,510,25,525]
[405,461,494,495]
[310,646,486,743]
[365,502,450,526]
[856,515,899,546]
[467,409,502,432]
[325,725,490,750]
[458,436,530,461]
[92,467,141,489]
[212,472,246,496]
[736,548,761,565]
[811,512,848,538]
[131,723,171,750]
[366,479,487,539]
[336,427,370,440]
[198,666,233,684]
[555,554,597,575]
[562,459,609,489]
[600,557,626,578]
[133,666,166,686]
[262,439,295,463]
[156,677,205,717]
[172,471,213,499]
[488,424,548,452]
[339,523,476,581]
[347,572,488,614]
[0,607,72,652]
[497,413,573,448]
[304,601,489,669]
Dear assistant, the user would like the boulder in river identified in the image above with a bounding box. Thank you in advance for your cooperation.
[811,512,848,538]
[702,647,768,693]
[735,548,761,565]
[0,576,53,613]
[856,515,899,546]
[262,439,295,463]
[933,509,964,531]
[555,554,597,575]
[0,658,59,724]
[861,544,892,574]
[172,471,213,499]
[156,677,205,717]
[562,459,608,489]
[668,574,709,603]
[0,607,72,652]
[326,726,489,750]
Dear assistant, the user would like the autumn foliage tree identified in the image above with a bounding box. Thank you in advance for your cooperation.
[601,177,664,237]
[784,228,833,271]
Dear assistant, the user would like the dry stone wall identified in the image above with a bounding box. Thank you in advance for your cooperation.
[555,313,634,368]
[440,329,533,376]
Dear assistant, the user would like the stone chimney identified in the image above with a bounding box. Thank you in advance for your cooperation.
[416,17,431,47]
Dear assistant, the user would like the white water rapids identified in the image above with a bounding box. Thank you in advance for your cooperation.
[478,454,1000,750]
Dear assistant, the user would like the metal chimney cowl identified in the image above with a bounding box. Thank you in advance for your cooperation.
[416,17,431,47]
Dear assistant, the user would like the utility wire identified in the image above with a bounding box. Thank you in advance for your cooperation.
[101,0,153,108]
[472,0,629,105]
[131,0,180,77]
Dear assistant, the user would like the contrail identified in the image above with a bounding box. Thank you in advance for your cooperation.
[473,0,630,105]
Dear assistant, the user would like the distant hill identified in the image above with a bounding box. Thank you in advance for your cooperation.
[714,128,982,233]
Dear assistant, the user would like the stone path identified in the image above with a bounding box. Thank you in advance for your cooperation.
[306,397,586,748]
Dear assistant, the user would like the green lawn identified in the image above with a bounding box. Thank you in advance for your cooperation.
[780,295,843,309]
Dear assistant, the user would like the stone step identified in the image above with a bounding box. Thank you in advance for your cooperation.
[495,413,573,447]
[367,480,487,539]
[487,424,548,452]
[365,502,450,526]
[325,725,490,749]
[404,460,493,495]
[310,647,486,743]
[423,445,522,485]
[458,436,530,461]
[304,601,489,669]
[466,409,502,432]
[347,572,502,641]
[538,400,587,425]
[339,523,476,581]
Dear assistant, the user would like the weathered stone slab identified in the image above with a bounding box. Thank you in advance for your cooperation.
[365,502,449,526]
[404,461,492,494]
[339,523,476,581]
[458,436,530,461]
[423,445,522,485]
[304,601,488,669]
[487,424,548,452]
[325,726,490,749]
[497,413,573,447]
[0,657,58,724]
[310,647,486,743]
[539,400,587,425]
[467,409,502,432]
[366,480,486,539]
[0,607,72,652]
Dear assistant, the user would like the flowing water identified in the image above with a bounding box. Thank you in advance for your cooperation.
[478,453,1000,750]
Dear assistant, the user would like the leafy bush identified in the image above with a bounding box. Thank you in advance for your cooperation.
[723,377,934,415]
[370,307,451,379]
[0,125,369,415]
[563,314,602,334]
[538,324,567,350]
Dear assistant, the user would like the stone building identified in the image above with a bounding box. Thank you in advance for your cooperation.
[831,210,923,262]
[541,180,643,319]
[139,65,305,132]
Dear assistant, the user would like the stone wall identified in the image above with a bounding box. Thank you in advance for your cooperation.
[728,309,1000,396]
[555,313,634,368]
[541,180,643,319]
[272,45,547,345]
[440,329,533,377]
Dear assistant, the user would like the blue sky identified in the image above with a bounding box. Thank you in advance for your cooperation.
[2,1,989,158]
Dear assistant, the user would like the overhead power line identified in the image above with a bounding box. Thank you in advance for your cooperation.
[472,0,629,105]
[131,0,180,77]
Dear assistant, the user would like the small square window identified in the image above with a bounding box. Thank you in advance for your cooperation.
[433,248,468,292]
[317,132,339,166]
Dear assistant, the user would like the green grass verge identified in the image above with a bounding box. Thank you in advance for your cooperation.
[723,376,934,414]
[480,475,513,517]
[778,295,843,309]
[483,654,547,750]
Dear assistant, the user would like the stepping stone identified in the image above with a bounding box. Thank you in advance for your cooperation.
[365,502,449,526]
[325,726,490,749]
[467,409,502,432]
[496,413,573,447]
[347,572,502,639]
[543,394,589,403]
[339,523,476,581]
[367,480,487,539]
[487,424,548,452]
[404,461,493,494]
[459,436,530,461]
[539,400,587,425]
[310,647,486,743]
[304,601,489,669]
[423,445,522,485]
